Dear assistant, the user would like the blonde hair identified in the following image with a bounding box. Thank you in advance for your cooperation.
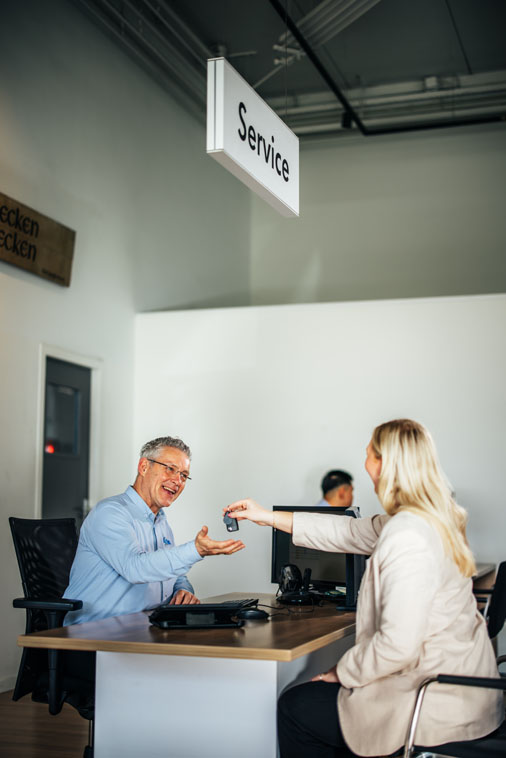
[371,419,475,577]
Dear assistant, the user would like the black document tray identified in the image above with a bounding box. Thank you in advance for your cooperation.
[149,598,258,629]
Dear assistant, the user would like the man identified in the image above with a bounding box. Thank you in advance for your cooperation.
[316,469,354,510]
[63,436,244,624]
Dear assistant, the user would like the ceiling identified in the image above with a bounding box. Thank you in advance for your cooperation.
[74,0,506,139]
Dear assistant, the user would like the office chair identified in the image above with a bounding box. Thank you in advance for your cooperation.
[403,561,506,758]
[474,561,506,641]
[9,517,94,758]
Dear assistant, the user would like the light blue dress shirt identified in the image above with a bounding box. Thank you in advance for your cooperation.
[315,498,331,507]
[63,485,202,624]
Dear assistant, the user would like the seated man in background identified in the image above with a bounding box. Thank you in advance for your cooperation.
[316,469,354,510]
[64,435,244,625]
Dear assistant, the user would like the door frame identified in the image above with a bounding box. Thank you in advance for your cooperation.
[34,344,102,519]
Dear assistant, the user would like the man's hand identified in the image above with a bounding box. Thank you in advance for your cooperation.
[169,590,200,605]
[311,666,339,684]
[195,525,245,557]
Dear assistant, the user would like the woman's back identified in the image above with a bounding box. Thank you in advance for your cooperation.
[334,510,501,755]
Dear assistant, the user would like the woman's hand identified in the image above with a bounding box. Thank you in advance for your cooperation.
[311,666,339,684]
[224,500,294,533]
[224,499,275,527]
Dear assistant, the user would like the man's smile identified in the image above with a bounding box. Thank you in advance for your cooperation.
[162,484,178,496]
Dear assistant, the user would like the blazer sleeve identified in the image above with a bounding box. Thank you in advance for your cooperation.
[336,518,441,687]
[292,511,388,555]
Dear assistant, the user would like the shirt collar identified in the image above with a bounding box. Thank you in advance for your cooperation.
[124,485,167,523]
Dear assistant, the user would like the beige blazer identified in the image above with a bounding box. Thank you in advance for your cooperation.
[292,511,503,756]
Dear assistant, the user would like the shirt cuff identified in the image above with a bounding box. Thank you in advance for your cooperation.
[173,576,195,594]
[177,539,203,565]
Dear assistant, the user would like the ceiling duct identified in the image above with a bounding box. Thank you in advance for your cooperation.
[279,0,383,49]
[73,0,209,118]
[74,0,506,139]
[269,0,506,136]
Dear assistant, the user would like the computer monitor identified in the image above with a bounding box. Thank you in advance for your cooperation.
[271,506,365,608]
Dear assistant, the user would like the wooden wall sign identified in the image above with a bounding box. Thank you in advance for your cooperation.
[0,192,75,287]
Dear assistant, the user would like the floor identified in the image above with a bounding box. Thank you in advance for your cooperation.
[0,690,89,758]
[0,689,487,758]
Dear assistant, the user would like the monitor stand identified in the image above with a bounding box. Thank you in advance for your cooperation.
[277,590,314,606]
[277,590,356,611]
[277,568,329,606]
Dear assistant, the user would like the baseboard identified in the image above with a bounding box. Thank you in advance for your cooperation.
[0,675,16,694]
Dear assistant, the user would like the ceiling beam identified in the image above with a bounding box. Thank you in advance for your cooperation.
[268,0,506,136]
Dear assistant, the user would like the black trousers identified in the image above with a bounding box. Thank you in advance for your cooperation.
[277,681,358,758]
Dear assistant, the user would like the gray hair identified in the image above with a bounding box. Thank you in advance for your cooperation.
[140,436,191,460]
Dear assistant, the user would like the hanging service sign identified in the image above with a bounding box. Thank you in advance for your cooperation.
[207,57,299,218]
[0,191,75,287]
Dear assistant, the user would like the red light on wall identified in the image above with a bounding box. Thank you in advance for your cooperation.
[45,443,55,454]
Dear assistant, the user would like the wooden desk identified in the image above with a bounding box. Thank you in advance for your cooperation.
[18,593,356,758]
[473,562,496,589]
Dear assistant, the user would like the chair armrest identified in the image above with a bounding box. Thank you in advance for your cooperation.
[436,673,506,690]
[13,597,83,612]
[13,597,83,631]
[404,672,506,757]
[13,596,85,715]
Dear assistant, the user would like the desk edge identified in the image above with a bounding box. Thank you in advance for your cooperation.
[17,622,355,662]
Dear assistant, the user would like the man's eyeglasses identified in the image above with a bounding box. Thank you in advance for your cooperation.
[147,459,191,483]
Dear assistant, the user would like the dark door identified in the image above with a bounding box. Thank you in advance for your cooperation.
[42,357,91,528]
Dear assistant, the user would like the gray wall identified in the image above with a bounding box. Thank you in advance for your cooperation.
[0,0,250,691]
[250,124,506,305]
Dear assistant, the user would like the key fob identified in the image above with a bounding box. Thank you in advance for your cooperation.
[223,512,239,532]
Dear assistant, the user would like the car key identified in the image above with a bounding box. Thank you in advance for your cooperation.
[223,511,239,532]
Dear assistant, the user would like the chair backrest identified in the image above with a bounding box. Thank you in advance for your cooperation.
[9,517,94,720]
[9,517,79,623]
[487,561,506,640]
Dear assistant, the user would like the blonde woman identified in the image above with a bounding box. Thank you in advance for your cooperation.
[225,419,502,757]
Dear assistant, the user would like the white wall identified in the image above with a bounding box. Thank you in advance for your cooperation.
[0,0,250,691]
[250,123,506,305]
[134,295,506,632]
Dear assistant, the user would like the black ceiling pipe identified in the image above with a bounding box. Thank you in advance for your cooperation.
[268,0,505,136]
[365,112,505,136]
[269,0,367,135]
